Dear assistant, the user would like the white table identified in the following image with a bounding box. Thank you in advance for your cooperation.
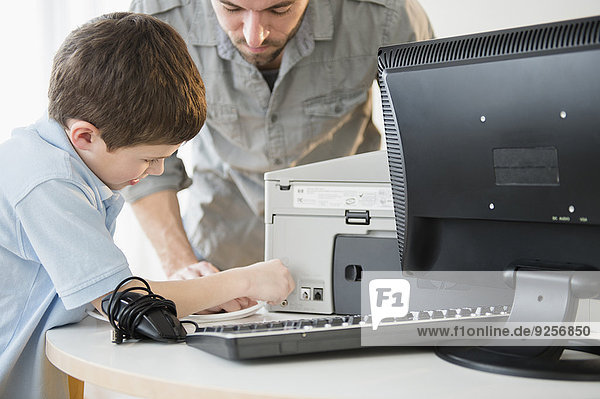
[46,313,600,399]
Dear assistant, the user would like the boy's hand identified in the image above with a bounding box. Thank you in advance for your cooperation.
[195,297,258,314]
[242,259,295,305]
[173,262,258,314]
[169,260,219,280]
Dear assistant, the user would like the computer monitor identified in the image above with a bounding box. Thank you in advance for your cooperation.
[378,16,600,379]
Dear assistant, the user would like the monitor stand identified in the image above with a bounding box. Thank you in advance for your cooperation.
[435,270,600,380]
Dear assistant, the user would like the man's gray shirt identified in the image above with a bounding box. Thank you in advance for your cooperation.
[127,0,433,269]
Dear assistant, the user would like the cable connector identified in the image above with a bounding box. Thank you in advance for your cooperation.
[111,329,125,344]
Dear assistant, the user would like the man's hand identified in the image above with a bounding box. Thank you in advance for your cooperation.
[168,260,220,280]
[194,297,259,314]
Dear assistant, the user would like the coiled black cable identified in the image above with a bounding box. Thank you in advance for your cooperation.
[103,276,183,343]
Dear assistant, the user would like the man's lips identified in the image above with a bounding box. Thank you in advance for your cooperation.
[244,44,268,53]
[129,178,140,185]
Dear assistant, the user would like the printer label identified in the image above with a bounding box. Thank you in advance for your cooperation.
[293,185,393,210]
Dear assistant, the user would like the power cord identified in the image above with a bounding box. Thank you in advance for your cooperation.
[102,276,197,343]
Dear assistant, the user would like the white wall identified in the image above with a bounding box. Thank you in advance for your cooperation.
[0,1,132,145]
[419,0,600,38]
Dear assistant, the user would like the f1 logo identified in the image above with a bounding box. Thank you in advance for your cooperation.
[368,279,411,330]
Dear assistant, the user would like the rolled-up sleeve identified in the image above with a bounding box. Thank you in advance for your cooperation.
[121,153,192,203]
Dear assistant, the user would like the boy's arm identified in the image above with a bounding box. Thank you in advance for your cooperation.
[130,189,205,277]
[92,259,295,317]
[130,190,262,312]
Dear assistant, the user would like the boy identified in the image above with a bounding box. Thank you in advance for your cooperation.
[0,12,294,399]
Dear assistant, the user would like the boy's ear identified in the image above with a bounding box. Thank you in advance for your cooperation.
[67,120,101,151]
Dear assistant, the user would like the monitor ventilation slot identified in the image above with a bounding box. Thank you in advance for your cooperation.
[378,17,600,71]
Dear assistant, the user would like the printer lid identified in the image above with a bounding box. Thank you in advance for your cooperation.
[264,150,390,184]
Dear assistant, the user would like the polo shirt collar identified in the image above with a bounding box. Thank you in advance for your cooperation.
[37,115,117,202]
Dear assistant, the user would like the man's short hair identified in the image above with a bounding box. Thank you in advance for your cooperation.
[48,12,206,150]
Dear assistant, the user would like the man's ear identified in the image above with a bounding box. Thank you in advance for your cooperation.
[67,120,101,151]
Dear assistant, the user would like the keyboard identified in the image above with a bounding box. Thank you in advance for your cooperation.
[185,305,510,360]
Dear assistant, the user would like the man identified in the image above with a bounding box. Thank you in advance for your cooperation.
[126,0,433,281]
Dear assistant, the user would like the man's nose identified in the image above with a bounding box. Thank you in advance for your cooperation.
[243,11,269,48]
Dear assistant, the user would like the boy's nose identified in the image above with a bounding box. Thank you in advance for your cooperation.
[243,11,269,48]
[147,160,165,176]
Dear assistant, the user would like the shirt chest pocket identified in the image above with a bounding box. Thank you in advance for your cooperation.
[304,88,368,117]
[303,88,369,138]
[207,103,247,148]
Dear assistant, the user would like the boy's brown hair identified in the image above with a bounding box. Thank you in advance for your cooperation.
[48,12,206,150]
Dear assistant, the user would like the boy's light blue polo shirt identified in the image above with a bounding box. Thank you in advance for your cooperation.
[0,116,132,399]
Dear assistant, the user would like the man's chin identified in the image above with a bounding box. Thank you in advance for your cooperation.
[241,52,277,67]
[235,43,284,67]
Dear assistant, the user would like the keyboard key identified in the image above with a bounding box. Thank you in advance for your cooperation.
[431,310,445,319]
[313,318,330,328]
[458,308,473,317]
[298,319,315,329]
[444,309,457,318]
[491,305,505,314]
[394,314,412,322]
[251,323,271,332]
[267,322,285,330]
[478,306,492,315]
[284,320,301,329]
[416,311,430,320]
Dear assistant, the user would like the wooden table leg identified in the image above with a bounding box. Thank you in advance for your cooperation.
[68,375,84,399]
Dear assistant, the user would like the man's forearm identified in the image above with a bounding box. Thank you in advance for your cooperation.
[130,190,198,276]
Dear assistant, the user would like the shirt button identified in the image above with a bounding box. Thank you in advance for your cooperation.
[274,158,282,165]
[271,114,278,123]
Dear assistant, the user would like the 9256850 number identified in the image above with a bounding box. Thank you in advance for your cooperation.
[539,325,591,337]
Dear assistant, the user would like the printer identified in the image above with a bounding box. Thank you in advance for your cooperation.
[264,150,399,314]
[264,150,517,316]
